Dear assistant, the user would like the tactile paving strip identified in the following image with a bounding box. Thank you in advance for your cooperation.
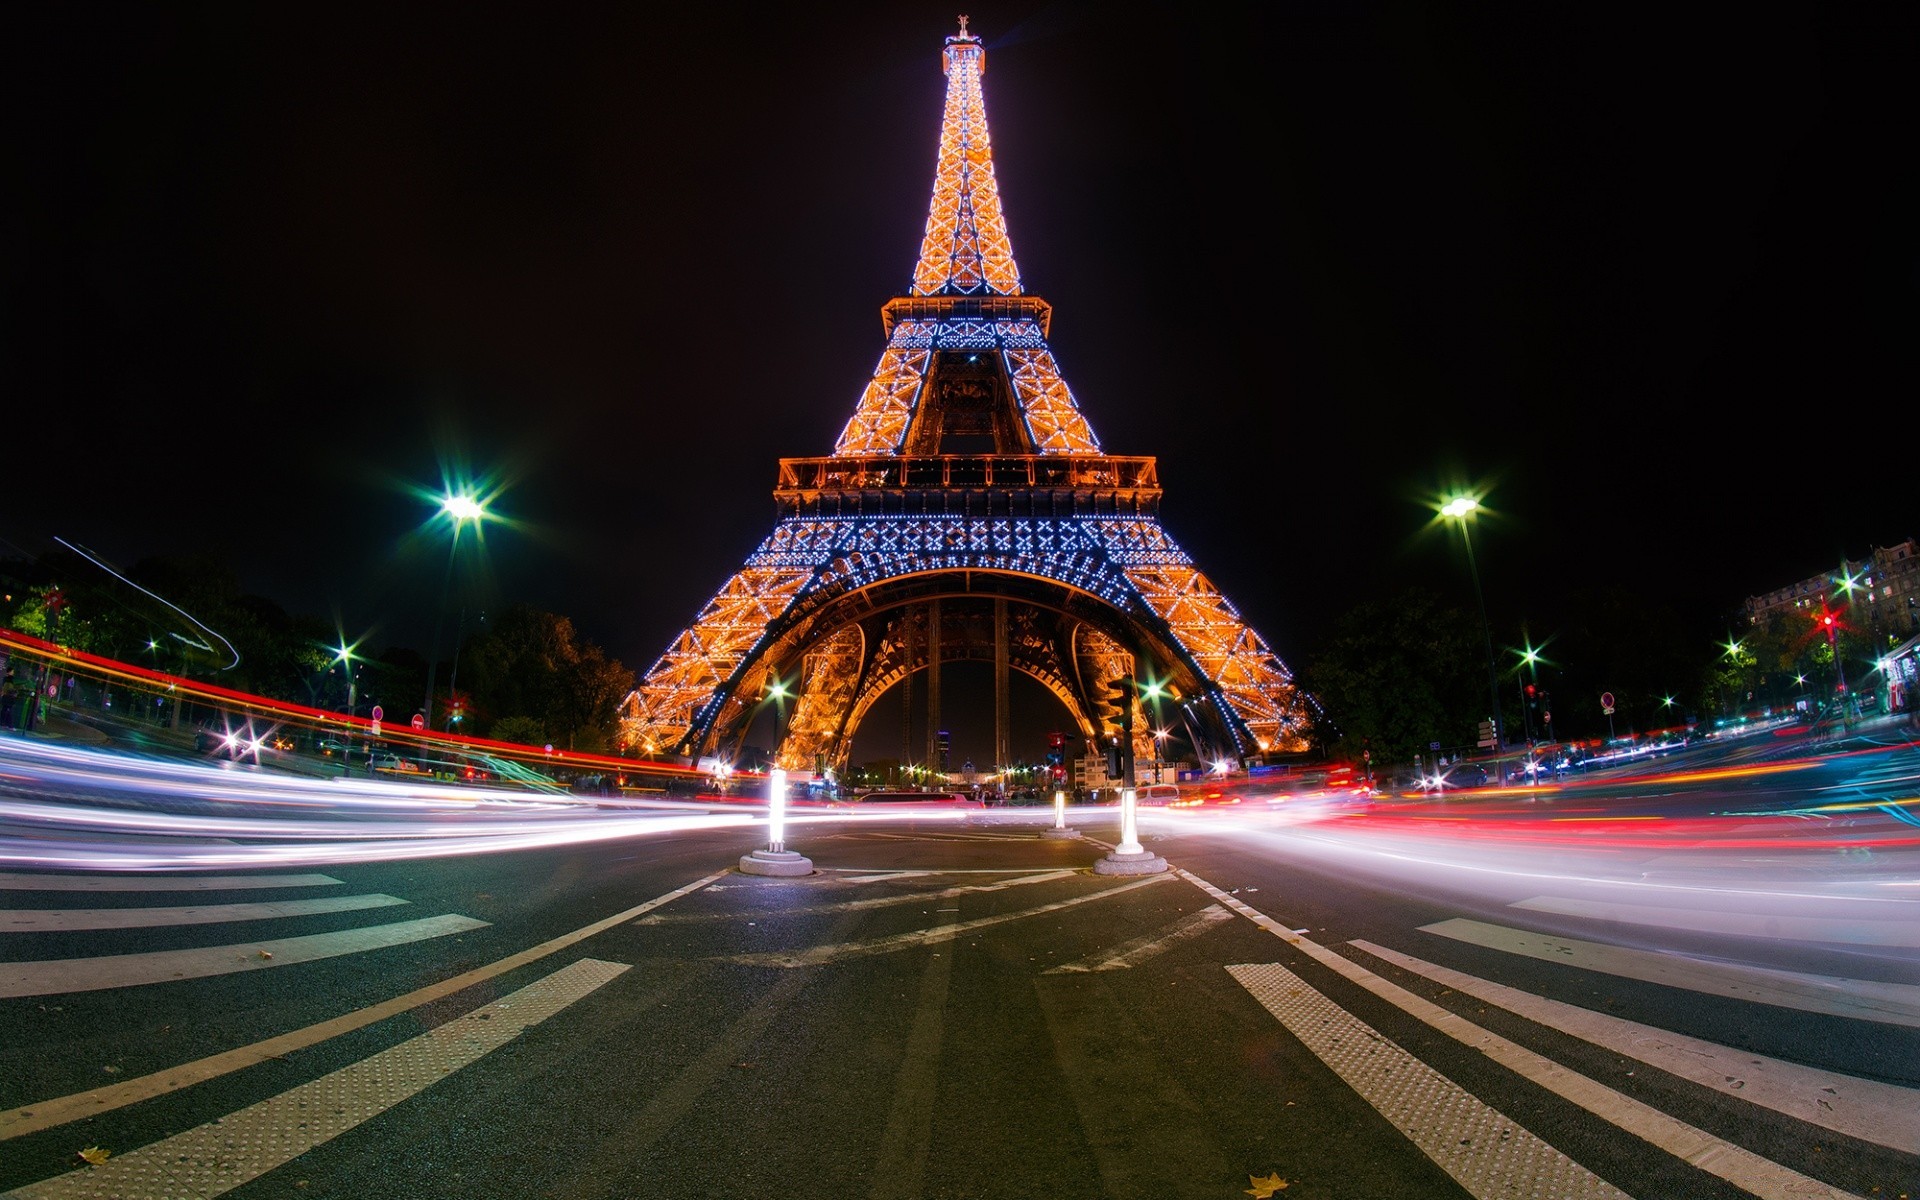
[10,957,629,1200]
[1228,962,1629,1200]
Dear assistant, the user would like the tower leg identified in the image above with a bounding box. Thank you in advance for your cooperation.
[994,597,1010,784]
[925,599,942,774]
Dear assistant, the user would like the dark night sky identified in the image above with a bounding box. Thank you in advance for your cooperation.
[10,4,1917,765]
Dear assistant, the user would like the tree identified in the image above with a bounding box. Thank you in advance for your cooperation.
[1296,587,1483,766]
[455,605,634,752]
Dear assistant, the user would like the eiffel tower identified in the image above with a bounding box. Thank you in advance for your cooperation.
[619,17,1316,776]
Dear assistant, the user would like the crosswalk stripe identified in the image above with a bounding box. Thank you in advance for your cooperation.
[0,872,342,892]
[0,914,488,998]
[1182,870,1870,1200]
[1,957,629,1200]
[720,874,1175,967]
[1511,894,1920,948]
[1420,917,1920,1028]
[1044,904,1234,973]
[0,894,407,932]
[1349,938,1920,1153]
[0,869,728,1140]
[1229,962,1629,1199]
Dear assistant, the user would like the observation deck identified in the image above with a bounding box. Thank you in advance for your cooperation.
[774,454,1161,519]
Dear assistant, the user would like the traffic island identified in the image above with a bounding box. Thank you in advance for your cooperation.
[739,848,813,876]
[1092,785,1168,874]
[1093,847,1167,875]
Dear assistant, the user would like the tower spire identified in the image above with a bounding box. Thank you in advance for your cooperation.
[911,16,1021,296]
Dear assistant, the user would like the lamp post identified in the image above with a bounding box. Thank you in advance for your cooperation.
[1442,495,1507,784]
[333,641,359,718]
[422,491,489,732]
[764,676,791,771]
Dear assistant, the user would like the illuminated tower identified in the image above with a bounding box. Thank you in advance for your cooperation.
[620,19,1315,772]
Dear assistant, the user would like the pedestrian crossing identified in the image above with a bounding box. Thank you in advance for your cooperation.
[1,857,1913,1200]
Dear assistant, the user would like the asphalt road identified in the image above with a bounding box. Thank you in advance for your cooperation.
[1,742,1917,1200]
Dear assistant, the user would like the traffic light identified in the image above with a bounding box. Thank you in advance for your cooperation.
[1105,740,1124,779]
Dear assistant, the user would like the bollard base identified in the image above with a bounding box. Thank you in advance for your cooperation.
[1093,848,1168,875]
[739,849,813,877]
[1042,827,1082,840]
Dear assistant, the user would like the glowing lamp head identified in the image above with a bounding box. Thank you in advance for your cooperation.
[1441,496,1479,520]
[441,494,487,523]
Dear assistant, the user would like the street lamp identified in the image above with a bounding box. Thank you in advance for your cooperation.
[333,640,359,717]
[1441,494,1507,783]
[422,490,490,732]
[763,676,791,771]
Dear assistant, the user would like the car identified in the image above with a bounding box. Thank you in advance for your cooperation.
[1137,784,1183,806]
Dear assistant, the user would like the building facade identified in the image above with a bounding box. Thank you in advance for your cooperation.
[1743,538,1920,644]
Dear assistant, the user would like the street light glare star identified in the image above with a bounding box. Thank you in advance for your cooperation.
[1440,495,1479,520]
[442,494,487,522]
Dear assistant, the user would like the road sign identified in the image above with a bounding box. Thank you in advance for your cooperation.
[1476,719,1497,749]
[411,713,425,731]
[1600,691,1615,714]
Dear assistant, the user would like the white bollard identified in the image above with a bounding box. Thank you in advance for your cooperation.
[740,766,812,875]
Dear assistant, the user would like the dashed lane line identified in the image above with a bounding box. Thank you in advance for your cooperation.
[719,873,1176,968]
[0,893,408,932]
[641,869,1081,922]
[1182,869,1872,1200]
[1043,903,1234,973]
[0,868,728,1139]
[1,958,629,1200]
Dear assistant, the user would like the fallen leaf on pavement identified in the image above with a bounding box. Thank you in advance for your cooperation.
[77,1146,110,1165]
[1245,1172,1288,1197]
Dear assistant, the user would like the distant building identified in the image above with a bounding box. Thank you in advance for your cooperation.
[1743,538,1920,644]
[1744,539,1920,716]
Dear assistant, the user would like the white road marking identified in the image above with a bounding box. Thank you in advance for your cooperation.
[0,893,407,931]
[1181,870,1870,1200]
[1421,917,1920,1028]
[1350,938,1920,1154]
[0,914,489,998]
[1229,962,1630,1199]
[1044,904,1234,973]
[3,958,629,1200]
[0,868,727,1139]
[0,872,342,891]
[1511,894,1920,948]
[639,869,1081,923]
[721,874,1176,967]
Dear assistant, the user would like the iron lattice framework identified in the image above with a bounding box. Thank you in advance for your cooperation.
[620,20,1317,772]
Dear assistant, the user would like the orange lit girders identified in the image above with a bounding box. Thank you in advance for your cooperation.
[618,565,813,756]
[913,33,1019,298]
[777,454,1160,497]
[1122,564,1313,754]
[832,325,1101,458]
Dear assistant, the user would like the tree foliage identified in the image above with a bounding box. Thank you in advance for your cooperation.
[1295,587,1483,767]
[455,605,634,753]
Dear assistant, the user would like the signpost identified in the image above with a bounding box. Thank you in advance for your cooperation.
[1600,692,1615,739]
[411,713,426,731]
[370,704,383,737]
